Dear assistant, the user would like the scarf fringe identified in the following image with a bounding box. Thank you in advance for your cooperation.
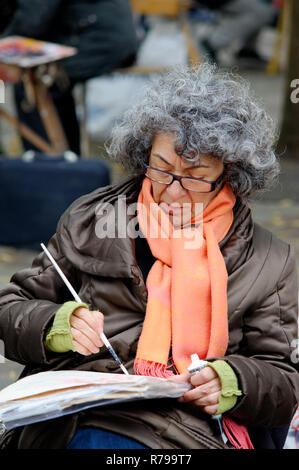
[222,416,254,449]
[134,359,175,378]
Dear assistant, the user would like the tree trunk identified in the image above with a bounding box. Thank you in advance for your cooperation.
[277,0,299,159]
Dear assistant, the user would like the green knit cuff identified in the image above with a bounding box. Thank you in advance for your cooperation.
[45,301,89,353]
[207,360,242,415]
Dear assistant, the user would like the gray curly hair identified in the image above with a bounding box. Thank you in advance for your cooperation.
[106,63,280,201]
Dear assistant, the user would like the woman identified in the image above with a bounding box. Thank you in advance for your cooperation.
[0,64,298,450]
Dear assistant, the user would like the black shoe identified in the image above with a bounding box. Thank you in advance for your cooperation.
[237,47,268,68]
[199,38,218,65]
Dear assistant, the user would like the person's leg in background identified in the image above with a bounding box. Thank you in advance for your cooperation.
[202,0,278,65]
[13,81,81,155]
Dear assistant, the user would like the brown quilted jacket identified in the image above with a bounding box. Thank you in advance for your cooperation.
[0,176,298,449]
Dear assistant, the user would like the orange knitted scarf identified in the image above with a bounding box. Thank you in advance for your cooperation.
[134,177,236,377]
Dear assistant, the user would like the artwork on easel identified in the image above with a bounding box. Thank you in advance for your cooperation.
[0,36,77,68]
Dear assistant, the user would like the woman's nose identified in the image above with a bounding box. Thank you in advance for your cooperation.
[166,179,186,198]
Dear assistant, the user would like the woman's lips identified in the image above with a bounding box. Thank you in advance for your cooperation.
[159,202,194,227]
[168,205,183,213]
[160,202,184,213]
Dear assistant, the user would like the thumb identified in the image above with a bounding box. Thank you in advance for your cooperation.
[168,372,190,383]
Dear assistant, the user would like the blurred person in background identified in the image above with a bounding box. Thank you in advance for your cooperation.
[0,0,17,34]
[195,0,278,66]
[2,0,138,155]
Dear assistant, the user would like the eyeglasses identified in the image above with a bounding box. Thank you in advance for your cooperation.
[144,165,226,193]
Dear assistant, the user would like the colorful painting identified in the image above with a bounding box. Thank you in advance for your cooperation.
[0,36,77,68]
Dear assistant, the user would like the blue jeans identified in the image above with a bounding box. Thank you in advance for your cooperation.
[67,427,149,449]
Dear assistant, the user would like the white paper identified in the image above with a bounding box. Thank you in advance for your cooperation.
[0,370,191,433]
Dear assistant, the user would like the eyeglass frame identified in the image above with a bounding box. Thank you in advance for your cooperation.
[144,164,228,193]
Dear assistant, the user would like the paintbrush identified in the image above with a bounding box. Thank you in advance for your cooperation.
[41,243,130,375]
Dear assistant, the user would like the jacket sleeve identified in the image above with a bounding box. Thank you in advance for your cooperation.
[224,244,299,427]
[3,0,61,38]
[0,235,78,365]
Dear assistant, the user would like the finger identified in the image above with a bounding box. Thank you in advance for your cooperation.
[168,372,190,383]
[72,307,104,333]
[73,309,104,339]
[70,316,102,348]
[72,339,94,356]
[190,391,221,408]
[71,327,100,354]
[202,404,219,415]
[179,378,221,403]
[190,366,218,387]
[72,309,104,344]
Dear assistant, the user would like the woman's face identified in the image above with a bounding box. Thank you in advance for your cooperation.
[148,133,224,227]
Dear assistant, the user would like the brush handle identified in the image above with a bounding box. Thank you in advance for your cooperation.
[40,243,129,375]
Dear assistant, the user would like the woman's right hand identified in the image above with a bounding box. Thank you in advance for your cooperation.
[70,307,104,356]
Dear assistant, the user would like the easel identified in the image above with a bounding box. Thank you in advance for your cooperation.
[0,59,70,154]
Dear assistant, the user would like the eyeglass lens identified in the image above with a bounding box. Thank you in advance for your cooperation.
[146,167,213,193]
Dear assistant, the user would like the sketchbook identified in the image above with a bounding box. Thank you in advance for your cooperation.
[0,370,191,434]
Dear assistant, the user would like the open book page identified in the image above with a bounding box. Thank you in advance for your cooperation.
[0,370,153,402]
[0,370,191,433]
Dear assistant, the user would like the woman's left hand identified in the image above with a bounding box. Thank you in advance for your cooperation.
[171,366,221,415]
